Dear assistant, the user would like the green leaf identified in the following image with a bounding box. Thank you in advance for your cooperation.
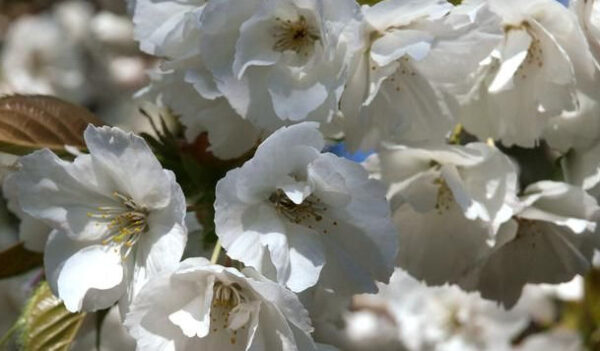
[0,242,43,279]
[0,95,104,155]
[19,281,86,351]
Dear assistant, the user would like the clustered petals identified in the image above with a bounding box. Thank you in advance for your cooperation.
[14,126,187,312]
[4,0,600,350]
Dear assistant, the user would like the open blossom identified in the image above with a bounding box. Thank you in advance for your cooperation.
[460,181,599,307]
[175,0,363,131]
[354,268,531,351]
[459,0,597,147]
[125,257,318,351]
[215,122,397,294]
[341,0,454,151]
[137,67,261,160]
[370,142,518,285]
[13,125,187,313]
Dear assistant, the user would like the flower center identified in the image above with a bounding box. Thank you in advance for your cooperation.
[210,282,248,344]
[434,178,454,214]
[269,189,327,225]
[213,282,244,309]
[515,217,542,240]
[87,191,148,258]
[506,24,544,80]
[272,15,320,57]
[386,56,418,93]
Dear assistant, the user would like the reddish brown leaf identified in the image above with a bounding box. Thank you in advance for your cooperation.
[0,242,43,279]
[0,95,104,154]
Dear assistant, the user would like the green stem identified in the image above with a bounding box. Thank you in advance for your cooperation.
[210,240,222,264]
[449,123,463,145]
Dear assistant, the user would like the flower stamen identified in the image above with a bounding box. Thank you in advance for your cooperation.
[269,189,326,224]
[210,282,248,344]
[272,15,320,57]
[87,191,149,258]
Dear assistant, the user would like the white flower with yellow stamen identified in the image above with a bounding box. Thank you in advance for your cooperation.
[14,125,187,313]
[177,0,363,131]
[214,122,397,294]
[124,257,318,351]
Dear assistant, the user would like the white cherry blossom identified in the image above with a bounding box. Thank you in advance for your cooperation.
[460,181,599,307]
[214,122,397,294]
[179,0,363,131]
[459,0,597,147]
[14,125,187,313]
[356,268,531,351]
[124,257,318,351]
[371,142,518,285]
[340,0,454,151]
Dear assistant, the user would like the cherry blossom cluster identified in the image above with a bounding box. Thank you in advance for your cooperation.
[4,0,600,349]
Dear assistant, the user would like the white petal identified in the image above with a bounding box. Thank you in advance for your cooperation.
[520,207,595,234]
[140,174,188,275]
[461,143,519,235]
[254,122,324,161]
[44,230,86,296]
[488,28,531,93]
[243,267,313,334]
[371,29,433,66]
[84,125,172,209]
[248,304,303,351]
[390,171,440,213]
[277,178,313,205]
[267,69,329,121]
[57,244,124,312]
[133,0,203,57]
[440,164,475,216]
[395,202,491,286]
[520,181,598,233]
[19,215,50,252]
[284,224,325,292]
[168,275,214,338]
[124,272,195,351]
[16,149,113,241]
[233,15,279,79]
[365,0,452,31]
[463,222,591,307]
[307,156,352,207]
